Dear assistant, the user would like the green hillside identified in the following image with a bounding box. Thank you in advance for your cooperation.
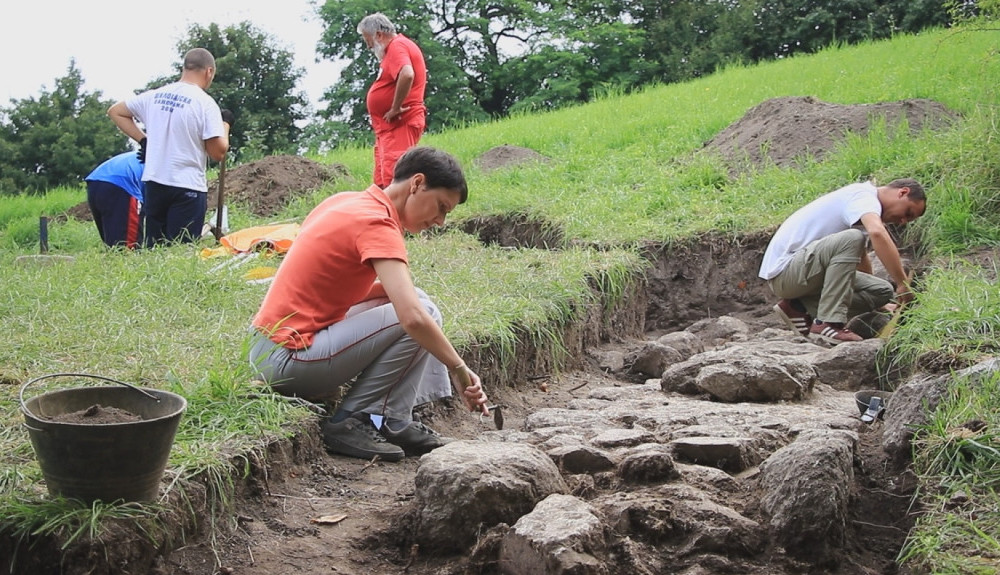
[318,27,1000,247]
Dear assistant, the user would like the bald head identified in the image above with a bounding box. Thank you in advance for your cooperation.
[183,48,216,71]
[180,48,217,89]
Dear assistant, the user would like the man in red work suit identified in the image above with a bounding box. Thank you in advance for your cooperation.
[358,13,427,188]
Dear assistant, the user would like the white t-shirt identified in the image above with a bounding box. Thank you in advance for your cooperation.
[758,182,882,280]
[126,81,224,193]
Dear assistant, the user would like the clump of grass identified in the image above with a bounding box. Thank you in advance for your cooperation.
[899,369,1000,574]
[881,261,1000,377]
[0,497,167,573]
[408,230,645,372]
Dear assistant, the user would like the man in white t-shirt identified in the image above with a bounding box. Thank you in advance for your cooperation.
[758,179,926,345]
[107,48,231,246]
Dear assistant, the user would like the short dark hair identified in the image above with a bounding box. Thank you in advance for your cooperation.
[392,147,469,204]
[886,178,926,202]
[183,48,216,71]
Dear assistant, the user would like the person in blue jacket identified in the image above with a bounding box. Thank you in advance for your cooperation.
[85,152,145,249]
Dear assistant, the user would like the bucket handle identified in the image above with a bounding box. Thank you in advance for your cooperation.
[20,372,160,414]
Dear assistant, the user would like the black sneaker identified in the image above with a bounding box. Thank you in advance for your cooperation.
[380,420,454,456]
[320,414,404,462]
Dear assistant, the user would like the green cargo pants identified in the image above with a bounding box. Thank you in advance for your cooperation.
[767,228,894,323]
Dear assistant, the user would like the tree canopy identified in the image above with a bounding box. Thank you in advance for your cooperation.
[0,61,127,194]
[146,22,310,162]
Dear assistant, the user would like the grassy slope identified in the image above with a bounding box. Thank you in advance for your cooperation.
[323,28,1000,244]
[1,26,999,571]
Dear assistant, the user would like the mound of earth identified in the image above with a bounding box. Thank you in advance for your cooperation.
[703,96,960,172]
[63,155,347,223]
[64,202,94,222]
[474,145,551,173]
[207,155,348,218]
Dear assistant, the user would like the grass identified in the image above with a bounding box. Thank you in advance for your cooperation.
[409,231,644,367]
[883,261,1000,374]
[899,369,1000,574]
[0,23,999,571]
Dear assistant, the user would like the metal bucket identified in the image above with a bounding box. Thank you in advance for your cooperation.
[20,374,187,504]
[854,389,893,419]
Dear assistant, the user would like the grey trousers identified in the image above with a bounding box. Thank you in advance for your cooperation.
[767,229,893,323]
[248,289,451,422]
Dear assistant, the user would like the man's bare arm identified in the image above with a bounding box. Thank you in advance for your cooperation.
[107,102,145,143]
[859,212,913,303]
[384,65,415,121]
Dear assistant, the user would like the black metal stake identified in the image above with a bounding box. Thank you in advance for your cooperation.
[39,216,48,254]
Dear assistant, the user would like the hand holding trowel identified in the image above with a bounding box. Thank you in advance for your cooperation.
[878,271,915,339]
[449,362,502,428]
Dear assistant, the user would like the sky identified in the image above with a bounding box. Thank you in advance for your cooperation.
[1,0,343,111]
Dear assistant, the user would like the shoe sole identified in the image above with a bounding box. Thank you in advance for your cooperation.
[773,303,810,337]
[322,437,405,462]
[395,443,442,457]
[810,326,861,346]
[382,434,453,457]
[811,333,846,345]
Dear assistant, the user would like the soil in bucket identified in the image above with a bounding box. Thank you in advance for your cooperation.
[48,404,143,424]
[21,375,187,504]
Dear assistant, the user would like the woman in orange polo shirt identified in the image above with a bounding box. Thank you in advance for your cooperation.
[249,147,488,462]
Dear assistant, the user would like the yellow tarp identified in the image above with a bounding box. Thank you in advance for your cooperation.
[221,222,300,254]
[199,223,300,284]
[200,222,300,260]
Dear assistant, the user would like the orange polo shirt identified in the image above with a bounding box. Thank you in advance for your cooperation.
[252,185,407,349]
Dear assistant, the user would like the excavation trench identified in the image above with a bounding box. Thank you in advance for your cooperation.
[31,91,959,571]
[3,228,919,575]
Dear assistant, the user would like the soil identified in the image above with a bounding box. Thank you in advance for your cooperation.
[703,96,960,173]
[204,155,348,218]
[473,145,551,173]
[154,363,919,575]
[33,96,969,575]
[46,404,142,424]
[64,201,95,222]
[64,155,348,222]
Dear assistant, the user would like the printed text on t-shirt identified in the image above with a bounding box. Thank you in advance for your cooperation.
[154,92,192,113]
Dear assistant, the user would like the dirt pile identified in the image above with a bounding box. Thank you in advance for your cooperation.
[66,155,347,222]
[473,145,551,173]
[207,155,348,218]
[64,202,94,222]
[703,96,960,172]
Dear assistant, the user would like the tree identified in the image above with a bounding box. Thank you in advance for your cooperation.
[146,22,309,162]
[314,0,955,142]
[742,0,952,61]
[0,61,127,194]
[315,0,630,137]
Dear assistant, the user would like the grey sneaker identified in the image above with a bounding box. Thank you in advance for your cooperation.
[380,420,454,456]
[320,414,404,462]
